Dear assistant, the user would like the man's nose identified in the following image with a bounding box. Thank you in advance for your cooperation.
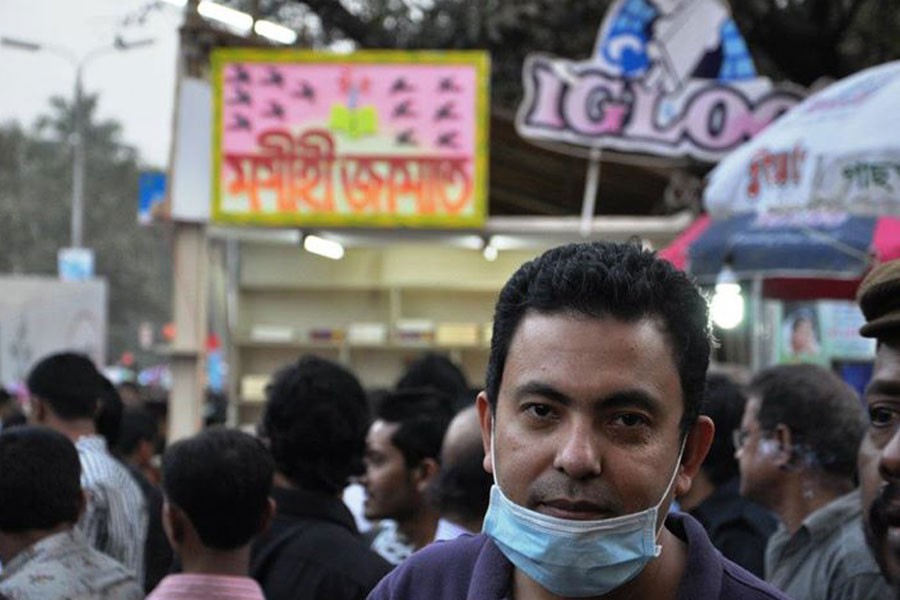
[879,428,900,481]
[553,420,602,480]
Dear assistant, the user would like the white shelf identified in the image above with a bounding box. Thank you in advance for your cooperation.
[226,243,541,426]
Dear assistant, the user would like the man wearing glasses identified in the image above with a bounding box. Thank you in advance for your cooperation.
[734,363,890,600]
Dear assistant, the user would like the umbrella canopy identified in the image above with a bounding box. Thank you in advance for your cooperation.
[704,60,900,218]
[660,212,900,299]
[663,60,900,299]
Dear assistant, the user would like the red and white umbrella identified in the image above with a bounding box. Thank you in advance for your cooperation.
[704,60,900,218]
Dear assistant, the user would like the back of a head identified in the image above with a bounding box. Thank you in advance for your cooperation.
[375,388,455,468]
[701,373,747,485]
[262,355,370,494]
[95,376,124,448]
[27,352,103,421]
[397,353,470,411]
[116,408,159,458]
[485,241,711,433]
[749,364,866,479]
[433,406,491,525]
[162,427,273,550]
[0,425,81,533]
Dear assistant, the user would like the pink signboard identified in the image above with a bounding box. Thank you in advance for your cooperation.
[211,49,490,228]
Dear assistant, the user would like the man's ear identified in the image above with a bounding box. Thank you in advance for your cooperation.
[29,396,46,424]
[135,439,155,467]
[413,457,440,494]
[771,424,794,469]
[162,501,187,549]
[258,497,276,536]
[76,489,87,520]
[674,416,715,497]
[476,392,493,475]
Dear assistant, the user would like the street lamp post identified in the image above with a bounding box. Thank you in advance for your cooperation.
[1,36,153,249]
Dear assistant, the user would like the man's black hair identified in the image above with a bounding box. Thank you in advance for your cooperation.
[26,352,104,420]
[116,408,159,458]
[162,427,273,550]
[0,426,81,532]
[701,373,747,485]
[95,376,124,448]
[374,388,455,468]
[748,363,866,479]
[397,353,471,411]
[262,355,370,494]
[484,241,711,433]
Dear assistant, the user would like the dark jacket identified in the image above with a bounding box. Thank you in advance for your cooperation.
[690,477,777,578]
[251,486,392,600]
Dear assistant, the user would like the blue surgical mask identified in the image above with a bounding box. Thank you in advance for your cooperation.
[482,429,685,597]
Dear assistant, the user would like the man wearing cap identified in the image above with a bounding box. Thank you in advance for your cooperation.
[857,259,900,599]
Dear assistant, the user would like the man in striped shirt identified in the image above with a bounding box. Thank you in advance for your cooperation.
[26,352,148,585]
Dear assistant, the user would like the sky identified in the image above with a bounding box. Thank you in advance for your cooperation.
[0,0,182,168]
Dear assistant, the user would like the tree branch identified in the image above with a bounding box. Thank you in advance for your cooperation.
[299,0,396,47]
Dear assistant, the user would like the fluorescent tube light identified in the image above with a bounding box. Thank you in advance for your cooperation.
[303,235,344,260]
[254,19,298,44]
[198,1,253,34]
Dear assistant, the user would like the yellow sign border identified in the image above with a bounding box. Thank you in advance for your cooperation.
[210,48,490,229]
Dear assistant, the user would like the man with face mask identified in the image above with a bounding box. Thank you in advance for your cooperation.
[369,241,789,600]
[856,259,900,599]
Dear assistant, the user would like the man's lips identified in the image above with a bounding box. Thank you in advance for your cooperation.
[538,499,614,520]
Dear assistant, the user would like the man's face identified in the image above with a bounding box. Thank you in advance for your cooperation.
[478,312,703,521]
[859,337,900,593]
[363,419,420,521]
[735,396,780,508]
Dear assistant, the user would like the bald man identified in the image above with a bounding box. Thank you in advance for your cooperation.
[432,406,493,538]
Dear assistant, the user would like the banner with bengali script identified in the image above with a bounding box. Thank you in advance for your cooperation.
[211,49,490,228]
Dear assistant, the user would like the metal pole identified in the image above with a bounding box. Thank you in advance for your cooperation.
[580,147,602,238]
[71,65,85,248]
[750,275,763,372]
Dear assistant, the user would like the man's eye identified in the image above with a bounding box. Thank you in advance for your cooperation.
[523,403,554,419]
[614,413,649,427]
[869,405,900,428]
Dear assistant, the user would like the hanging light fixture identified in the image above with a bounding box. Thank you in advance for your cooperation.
[710,261,744,329]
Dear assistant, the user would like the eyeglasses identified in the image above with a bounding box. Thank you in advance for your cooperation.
[732,428,750,450]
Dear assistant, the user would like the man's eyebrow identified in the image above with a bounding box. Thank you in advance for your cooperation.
[600,390,663,415]
[512,382,662,413]
[865,379,900,399]
[513,381,573,406]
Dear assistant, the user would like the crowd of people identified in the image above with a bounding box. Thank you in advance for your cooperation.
[1,241,899,600]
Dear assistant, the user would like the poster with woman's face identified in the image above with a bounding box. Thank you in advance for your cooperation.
[780,302,828,365]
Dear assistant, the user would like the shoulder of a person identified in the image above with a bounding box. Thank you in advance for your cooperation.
[256,518,392,582]
[825,521,892,585]
[369,534,488,599]
[720,560,793,600]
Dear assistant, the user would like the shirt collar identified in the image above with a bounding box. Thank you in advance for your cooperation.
[801,489,861,543]
[74,434,108,453]
[271,486,359,533]
[1,529,82,578]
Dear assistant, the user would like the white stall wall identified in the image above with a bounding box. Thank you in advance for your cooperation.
[0,276,107,386]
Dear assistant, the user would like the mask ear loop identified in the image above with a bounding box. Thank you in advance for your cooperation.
[492,415,687,518]
[652,436,688,540]
[490,419,500,487]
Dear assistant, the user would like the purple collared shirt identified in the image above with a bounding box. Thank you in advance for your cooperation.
[368,512,791,600]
